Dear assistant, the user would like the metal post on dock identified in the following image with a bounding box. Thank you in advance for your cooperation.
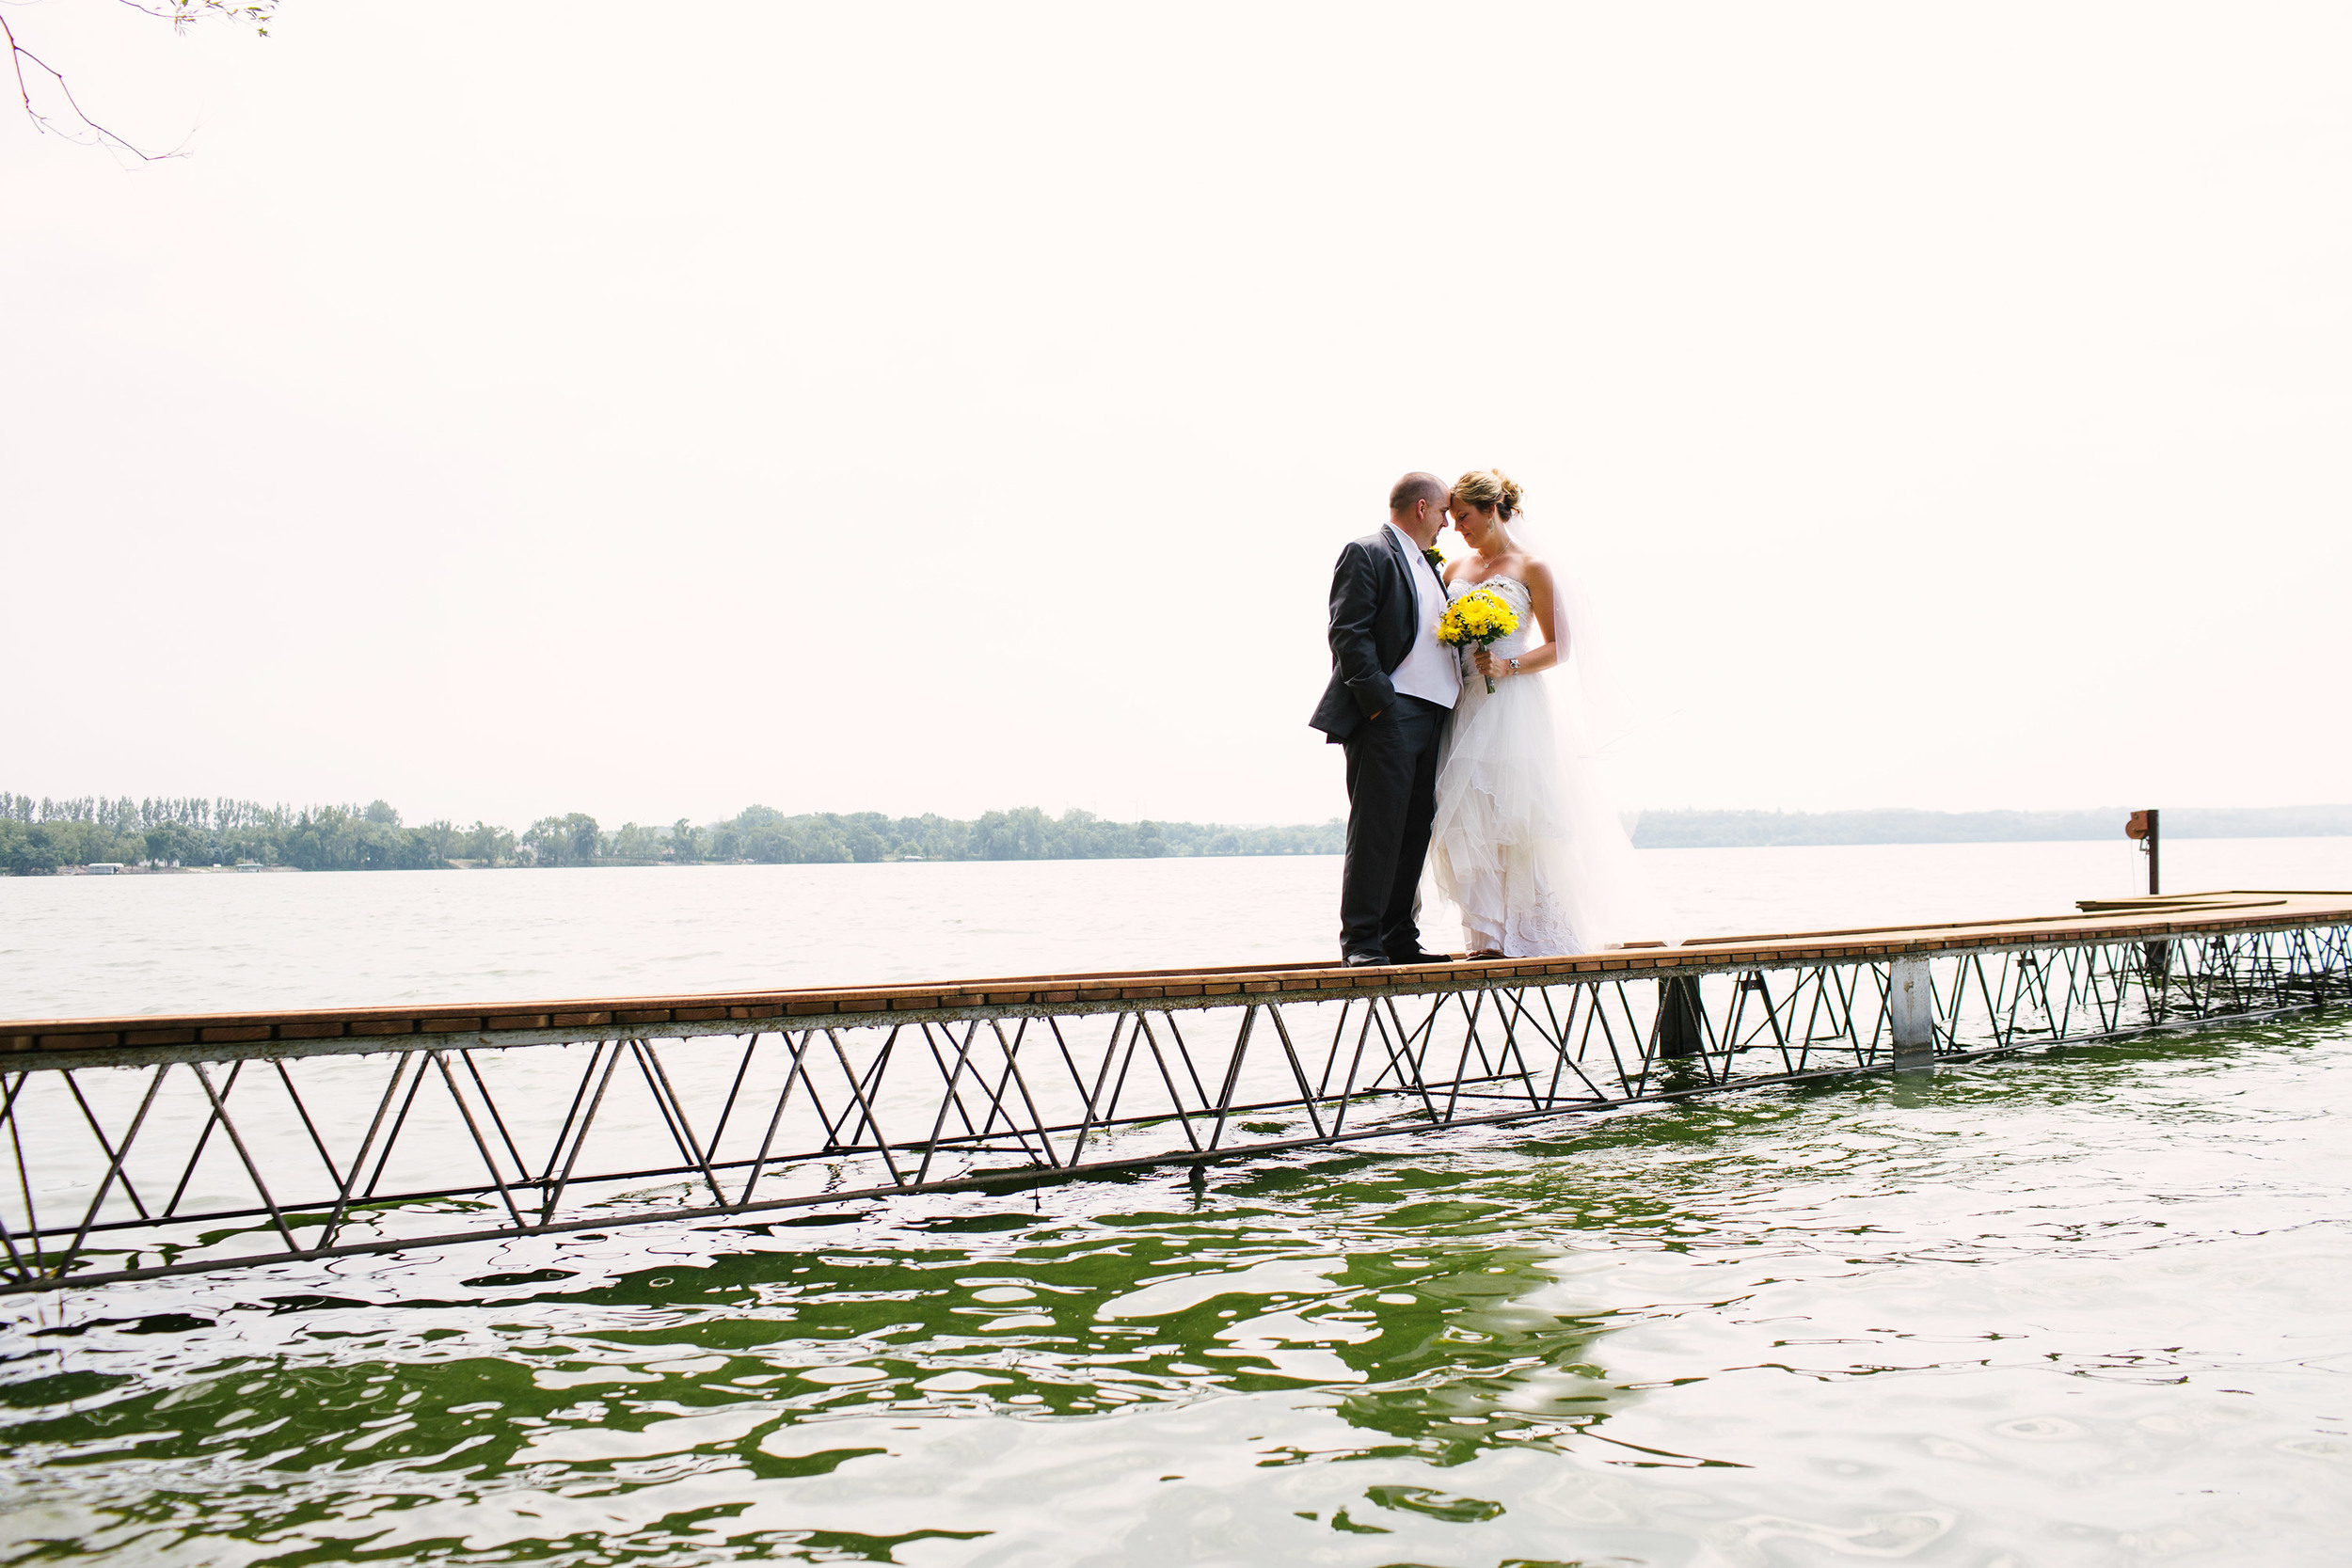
[1888,955,1935,1067]
[2124,809,2162,896]
[2128,808,2168,986]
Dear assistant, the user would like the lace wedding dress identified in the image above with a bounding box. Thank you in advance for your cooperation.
[1424,574,1660,957]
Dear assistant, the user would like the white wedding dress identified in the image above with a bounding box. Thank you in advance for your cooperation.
[1424,574,1661,958]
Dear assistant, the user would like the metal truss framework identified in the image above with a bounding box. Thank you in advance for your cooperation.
[4,920,2346,1292]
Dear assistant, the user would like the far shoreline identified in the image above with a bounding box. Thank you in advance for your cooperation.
[17,817,2352,879]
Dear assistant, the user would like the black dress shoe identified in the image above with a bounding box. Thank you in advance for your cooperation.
[1385,949,1451,965]
[1343,952,1390,967]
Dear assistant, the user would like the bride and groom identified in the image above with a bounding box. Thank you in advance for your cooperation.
[1310,469,1656,966]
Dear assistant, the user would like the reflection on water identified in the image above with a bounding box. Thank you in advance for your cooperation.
[6,1014,2351,1564]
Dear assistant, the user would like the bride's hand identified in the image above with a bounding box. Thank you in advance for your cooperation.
[1471,648,1502,680]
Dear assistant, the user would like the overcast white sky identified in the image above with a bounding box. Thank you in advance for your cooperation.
[5,3,2346,830]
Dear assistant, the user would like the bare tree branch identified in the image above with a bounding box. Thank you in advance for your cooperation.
[5,0,278,159]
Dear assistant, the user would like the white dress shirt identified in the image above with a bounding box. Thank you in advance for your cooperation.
[1383,522,1460,710]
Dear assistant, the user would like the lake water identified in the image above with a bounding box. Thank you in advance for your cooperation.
[8,835,2351,1020]
[4,840,2351,1566]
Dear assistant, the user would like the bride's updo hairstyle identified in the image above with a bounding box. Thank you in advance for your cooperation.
[1453,468,1524,522]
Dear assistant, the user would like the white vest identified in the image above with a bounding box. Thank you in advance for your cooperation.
[1384,522,1460,709]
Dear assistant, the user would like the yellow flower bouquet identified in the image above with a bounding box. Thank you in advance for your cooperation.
[1437,588,1519,693]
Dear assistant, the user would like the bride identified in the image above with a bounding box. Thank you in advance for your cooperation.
[1426,468,1662,958]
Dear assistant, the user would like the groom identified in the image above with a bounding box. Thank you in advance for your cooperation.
[1310,472,1458,966]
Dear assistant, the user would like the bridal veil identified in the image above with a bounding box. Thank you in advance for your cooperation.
[1424,526,1670,954]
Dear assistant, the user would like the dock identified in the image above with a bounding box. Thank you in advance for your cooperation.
[3,891,2345,1291]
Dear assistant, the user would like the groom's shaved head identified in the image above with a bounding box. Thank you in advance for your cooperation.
[1389,472,1446,515]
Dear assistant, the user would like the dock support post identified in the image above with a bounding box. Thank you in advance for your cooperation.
[1888,956,1934,1068]
[1656,976,1704,1060]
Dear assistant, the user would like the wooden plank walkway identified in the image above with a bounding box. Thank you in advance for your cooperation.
[8,889,2345,1059]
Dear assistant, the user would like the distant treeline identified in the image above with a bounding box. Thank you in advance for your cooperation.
[0,794,1343,874]
[14,794,2341,874]
[1631,805,2352,849]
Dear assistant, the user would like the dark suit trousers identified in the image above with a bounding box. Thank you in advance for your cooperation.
[1339,694,1449,959]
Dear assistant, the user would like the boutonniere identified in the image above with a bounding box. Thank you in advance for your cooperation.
[1422,546,1446,571]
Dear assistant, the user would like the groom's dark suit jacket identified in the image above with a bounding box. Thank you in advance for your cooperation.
[1310,528,1430,743]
